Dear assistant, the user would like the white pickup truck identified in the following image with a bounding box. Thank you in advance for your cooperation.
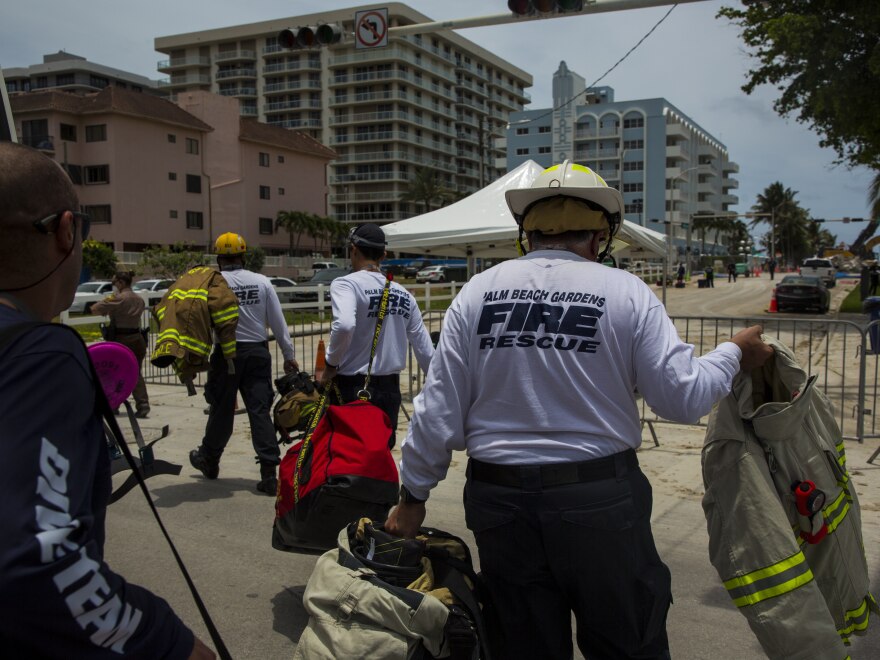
[800,257,836,288]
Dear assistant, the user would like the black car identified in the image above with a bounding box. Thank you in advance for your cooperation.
[775,275,830,313]
[293,268,349,302]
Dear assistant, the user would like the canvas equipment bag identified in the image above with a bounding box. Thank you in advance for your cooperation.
[294,518,493,660]
[273,275,399,552]
[273,369,320,444]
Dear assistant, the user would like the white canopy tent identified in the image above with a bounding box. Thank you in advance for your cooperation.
[383,160,667,264]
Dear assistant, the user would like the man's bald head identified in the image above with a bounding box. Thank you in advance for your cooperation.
[0,142,78,273]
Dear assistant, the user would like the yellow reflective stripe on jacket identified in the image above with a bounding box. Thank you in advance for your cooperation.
[157,328,212,356]
[838,594,875,640]
[211,304,239,324]
[219,339,236,357]
[724,550,814,608]
[156,305,166,321]
[168,288,209,302]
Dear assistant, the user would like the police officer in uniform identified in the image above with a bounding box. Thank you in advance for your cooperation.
[386,162,773,659]
[190,232,298,495]
[319,223,433,447]
[92,270,150,418]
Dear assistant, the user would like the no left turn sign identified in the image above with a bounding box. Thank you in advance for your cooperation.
[355,8,388,49]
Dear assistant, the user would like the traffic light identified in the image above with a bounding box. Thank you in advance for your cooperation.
[278,24,343,49]
[508,1,584,16]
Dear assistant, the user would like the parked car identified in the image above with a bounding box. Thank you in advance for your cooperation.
[69,280,114,314]
[800,257,836,288]
[269,277,298,303]
[415,264,468,284]
[293,268,348,302]
[775,275,830,314]
[403,259,435,278]
[132,278,173,305]
[312,261,340,270]
[734,262,752,278]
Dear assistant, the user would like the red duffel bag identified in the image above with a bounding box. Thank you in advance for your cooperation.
[273,394,399,552]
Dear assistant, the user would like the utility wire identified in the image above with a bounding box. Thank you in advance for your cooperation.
[513,3,679,126]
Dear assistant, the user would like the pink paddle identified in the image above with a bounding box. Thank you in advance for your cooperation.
[88,341,139,409]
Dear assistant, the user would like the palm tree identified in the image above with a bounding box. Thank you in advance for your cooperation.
[275,210,313,256]
[751,182,810,266]
[399,167,452,214]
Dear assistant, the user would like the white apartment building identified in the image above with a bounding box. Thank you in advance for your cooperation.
[154,2,532,223]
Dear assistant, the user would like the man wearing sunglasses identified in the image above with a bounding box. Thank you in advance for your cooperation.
[0,142,213,659]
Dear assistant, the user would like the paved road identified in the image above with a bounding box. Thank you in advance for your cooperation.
[102,277,879,660]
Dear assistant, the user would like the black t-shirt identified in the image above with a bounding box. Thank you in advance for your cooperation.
[0,306,192,658]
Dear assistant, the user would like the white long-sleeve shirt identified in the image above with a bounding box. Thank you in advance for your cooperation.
[326,270,433,376]
[219,267,295,361]
[400,250,742,500]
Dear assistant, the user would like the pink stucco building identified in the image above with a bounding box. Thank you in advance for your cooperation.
[10,87,335,256]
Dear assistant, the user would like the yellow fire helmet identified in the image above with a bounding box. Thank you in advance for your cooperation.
[214,232,247,255]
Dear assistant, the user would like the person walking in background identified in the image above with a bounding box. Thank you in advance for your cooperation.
[705,264,715,288]
[727,261,737,283]
[189,232,298,495]
[92,270,150,418]
[319,223,434,448]
[0,141,213,659]
[386,161,773,660]
[768,258,777,281]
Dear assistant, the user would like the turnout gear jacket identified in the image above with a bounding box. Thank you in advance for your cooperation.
[702,336,877,660]
[151,266,238,385]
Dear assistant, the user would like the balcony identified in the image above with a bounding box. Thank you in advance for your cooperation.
[264,61,303,74]
[665,144,689,161]
[574,128,597,140]
[598,125,619,137]
[262,44,283,56]
[216,68,257,80]
[264,100,303,113]
[723,161,740,174]
[722,177,739,190]
[157,56,211,72]
[158,74,211,88]
[266,118,322,129]
[240,106,258,116]
[215,50,257,62]
[667,123,690,140]
[219,87,257,97]
[721,193,739,205]
[330,171,401,183]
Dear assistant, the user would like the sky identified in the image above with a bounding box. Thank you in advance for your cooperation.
[1,0,874,247]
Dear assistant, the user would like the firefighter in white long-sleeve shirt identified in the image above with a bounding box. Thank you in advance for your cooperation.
[386,162,773,660]
[190,232,298,495]
[320,223,434,447]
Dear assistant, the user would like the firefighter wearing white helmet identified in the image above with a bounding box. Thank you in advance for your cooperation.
[190,231,299,495]
[387,162,773,658]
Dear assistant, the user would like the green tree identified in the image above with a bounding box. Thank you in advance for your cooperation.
[139,243,207,279]
[399,167,453,214]
[805,221,838,257]
[276,210,313,256]
[718,2,880,170]
[82,239,118,279]
[244,246,266,273]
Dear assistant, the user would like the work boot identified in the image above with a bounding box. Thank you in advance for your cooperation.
[256,463,278,496]
[189,448,219,480]
[134,407,150,419]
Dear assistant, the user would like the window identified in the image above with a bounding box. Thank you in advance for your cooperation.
[84,165,109,184]
[259,152,270,167]
[56,73,75,86]
[623,161,644,171]
[186,174,202,194]
[277,155,285,163]
[170,210,178,219]
[538,126,551,134]
[623,117,644,129]
[168,134,176,143]
[538,146,551,154]
[168,172,177,181]
[259,217,273,235]
[278,187,285,195]
[186,211,203,229]
[83,205,111,224]
[515,127,528,135]
[89,75,109,89]
[516,148,529,155]
[60,124,77,141]
[623,139,644,149]
[186,138,199,154]
[623,182,644,193]
[85,124,107,142]
[259,185,271,200]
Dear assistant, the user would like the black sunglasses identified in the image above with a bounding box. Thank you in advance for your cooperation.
[32,210,91,241]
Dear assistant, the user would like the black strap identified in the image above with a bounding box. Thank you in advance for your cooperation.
[361,274,392,397]
[0,322,232,659]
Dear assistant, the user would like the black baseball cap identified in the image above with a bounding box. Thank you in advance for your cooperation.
[349,223,387,250]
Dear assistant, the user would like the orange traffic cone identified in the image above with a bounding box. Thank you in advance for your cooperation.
[768,289,778,313]
[314,339,326,381]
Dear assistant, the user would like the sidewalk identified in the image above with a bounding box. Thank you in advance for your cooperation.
[105,384,880,659]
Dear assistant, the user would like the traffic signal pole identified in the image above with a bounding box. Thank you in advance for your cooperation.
[384,0,710,37]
